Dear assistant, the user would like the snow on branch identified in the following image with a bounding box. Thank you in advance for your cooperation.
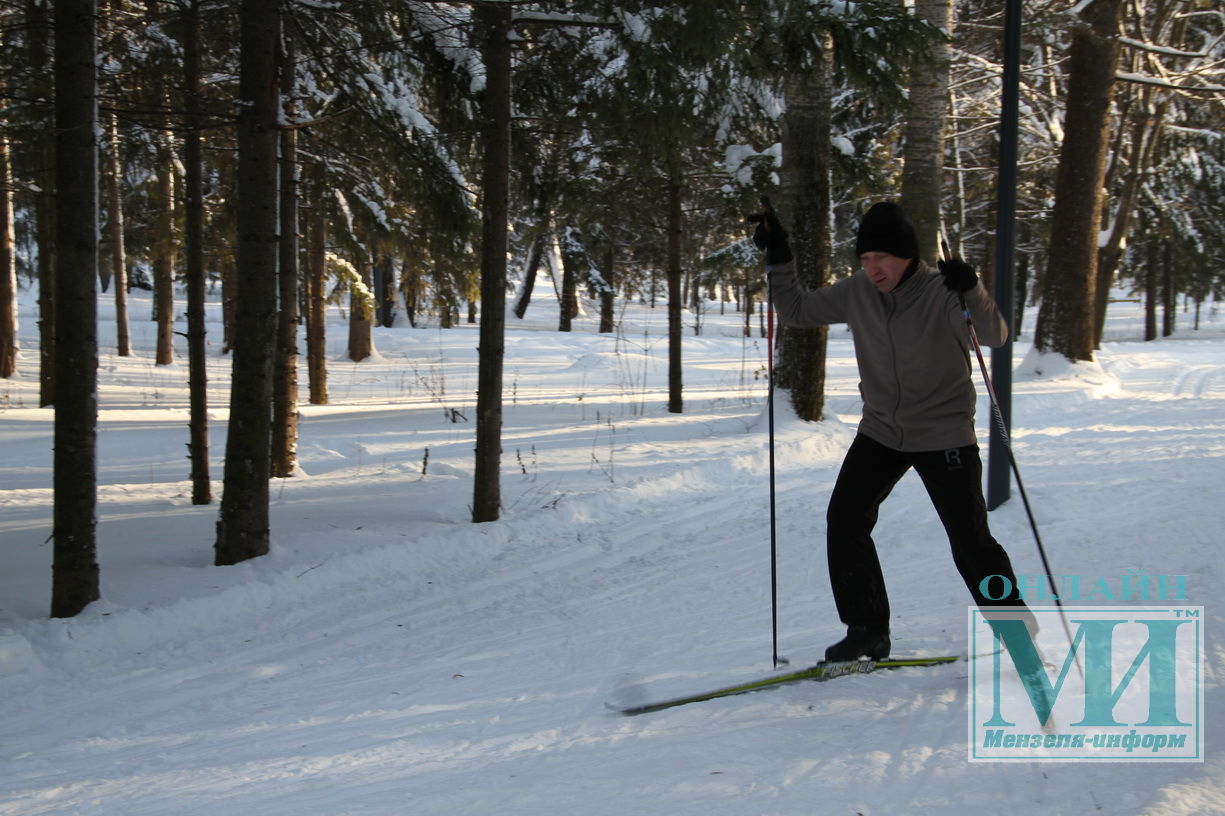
[1116,71,1225,95]
[1119,37,1207,60]
[1166,124,1225,142]
[512,11,612,27]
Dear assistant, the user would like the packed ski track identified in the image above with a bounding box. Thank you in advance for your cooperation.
[1,286,1222,815]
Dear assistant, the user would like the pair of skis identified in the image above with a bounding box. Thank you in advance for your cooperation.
[609,654,959,716]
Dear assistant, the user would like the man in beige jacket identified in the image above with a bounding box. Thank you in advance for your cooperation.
[753,201,1027,662]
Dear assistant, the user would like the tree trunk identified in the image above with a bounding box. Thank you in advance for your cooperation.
[29,0,55,406]
[97,0,129,352]
[182,0,211,504]
[743,268,756,338]
[306,164,328,404]
[1144,231,1158,342]
[216,0,280,566]
[1093,96,1165,348]
[1014,250,1029,336]
[513,213,549,320]
[400,258,420,327]
[374,258,395,327]
[37,137,55,406]
[153,130,176,366]
[220,255,237,353]
[599,243,615,334]
[775,31,833,422]
[271,24,299,479]
[1033,0,1124,362]
[347,263,373,362]
[104,112,132,357]
[0,129,17,379]
[900,0,952,266]
[514,235,543,320]
[472,2,511,523]
[1161,241,1174,337]
[666,179,684,414]
[558,224,581,332]
[51,0,100,617]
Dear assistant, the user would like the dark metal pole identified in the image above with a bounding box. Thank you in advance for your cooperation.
[758,195,787,669]
[988,0,1022,510]
[767,280,783,668]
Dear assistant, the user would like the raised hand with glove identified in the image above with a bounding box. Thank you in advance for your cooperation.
[747,200,793,266]
[937,256,978,293]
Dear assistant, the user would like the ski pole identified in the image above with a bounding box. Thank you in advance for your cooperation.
[767,276,783,668]
[940,236,1081,676]
[760,196,786,668]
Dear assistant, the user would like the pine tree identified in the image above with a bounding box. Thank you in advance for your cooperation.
[215,0,281,566]
[179,0,211,504]
[50,0,100,617]
[472,0,512,523]
[1034,0,1126,362]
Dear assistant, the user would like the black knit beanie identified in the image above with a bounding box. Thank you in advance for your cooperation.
[855,202,919,260]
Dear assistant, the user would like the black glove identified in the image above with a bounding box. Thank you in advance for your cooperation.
[938,256,978,292]
[747,208,793,266]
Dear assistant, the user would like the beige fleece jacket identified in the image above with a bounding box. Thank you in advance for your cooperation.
[769,259,1008,452]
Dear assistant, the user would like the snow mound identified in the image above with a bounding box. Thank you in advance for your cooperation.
[1015,348,1122,398]
[426,462,469,478]
[0,631,37,676]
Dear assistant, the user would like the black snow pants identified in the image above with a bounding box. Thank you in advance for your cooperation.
[825,433,1024,630]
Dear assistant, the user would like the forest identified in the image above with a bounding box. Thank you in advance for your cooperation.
[0,0,1222,617]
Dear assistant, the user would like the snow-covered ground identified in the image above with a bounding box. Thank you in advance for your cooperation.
[0,277,1221,815]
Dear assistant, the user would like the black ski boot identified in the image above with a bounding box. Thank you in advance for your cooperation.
[825,625,891,662]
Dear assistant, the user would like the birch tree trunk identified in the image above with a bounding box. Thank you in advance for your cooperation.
[775,31,833,422]
[104,112,131,357]
[272,23,300,479]
[900,0,952,266]
[0,129,16,379]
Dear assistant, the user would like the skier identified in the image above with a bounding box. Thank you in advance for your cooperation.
[751,201,1029,662]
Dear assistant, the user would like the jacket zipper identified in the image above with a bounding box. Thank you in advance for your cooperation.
[886,294,904,449]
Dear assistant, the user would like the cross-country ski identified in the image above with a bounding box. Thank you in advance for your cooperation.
[609,655,961,715]
[1,0,1221,810]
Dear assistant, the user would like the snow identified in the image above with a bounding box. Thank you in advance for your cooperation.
[1,278,1223,814]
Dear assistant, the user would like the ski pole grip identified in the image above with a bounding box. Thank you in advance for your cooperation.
[759,195,775,231]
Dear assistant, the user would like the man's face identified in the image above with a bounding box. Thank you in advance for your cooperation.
[860,251,911,293]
